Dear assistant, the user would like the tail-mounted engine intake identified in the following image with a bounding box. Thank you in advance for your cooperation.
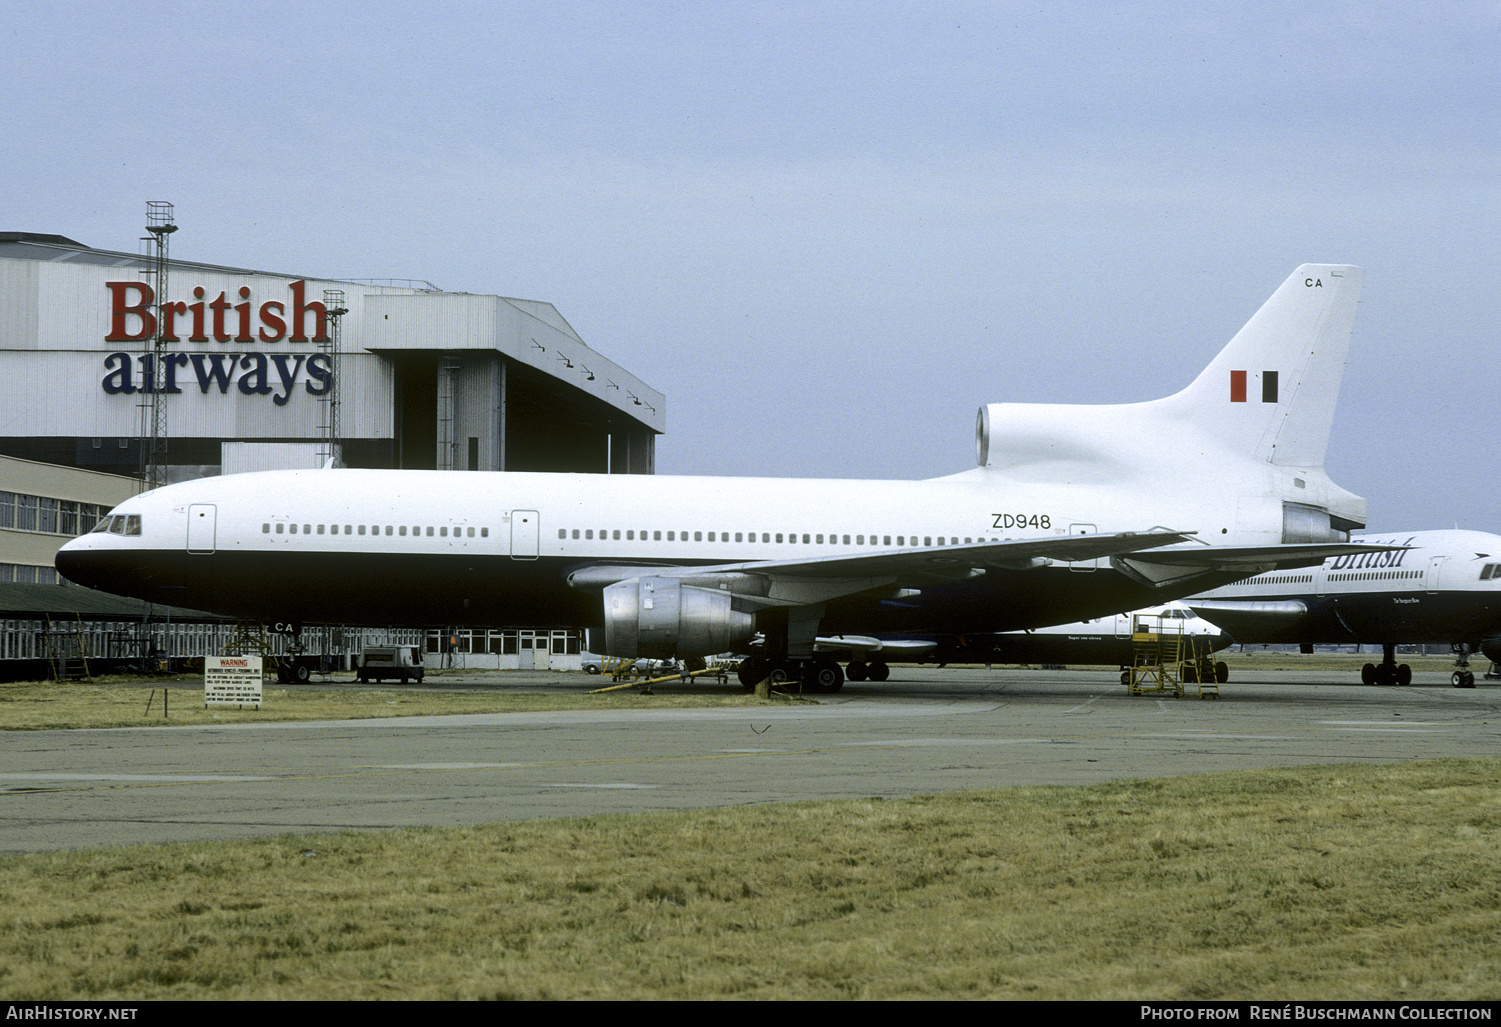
[603,576,755,659]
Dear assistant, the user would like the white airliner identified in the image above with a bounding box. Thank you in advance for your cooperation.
[58,264,1393,691]
[815,603,1234,684]
[1185,529,1501,687]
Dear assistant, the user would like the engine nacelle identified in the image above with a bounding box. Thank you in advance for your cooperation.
[602,576,755,659]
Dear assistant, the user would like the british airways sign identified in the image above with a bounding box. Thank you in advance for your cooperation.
[101,280,333,403]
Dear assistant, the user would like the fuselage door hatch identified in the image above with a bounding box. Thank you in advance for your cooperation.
[187,504,217,555]
[511,510,539,561]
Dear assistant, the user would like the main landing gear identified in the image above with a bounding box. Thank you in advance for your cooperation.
[736,656,855,693]
[844,660,890,683]
[1361,644,1411,686]
[1451,643,1477,689]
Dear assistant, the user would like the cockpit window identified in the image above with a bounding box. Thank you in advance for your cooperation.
[90,517,112,533]
[101,514,142,536]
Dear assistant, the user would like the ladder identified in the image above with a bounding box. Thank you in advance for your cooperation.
[42,614,92,682]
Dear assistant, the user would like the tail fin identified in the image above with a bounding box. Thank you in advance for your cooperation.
[1158,264,1363,467]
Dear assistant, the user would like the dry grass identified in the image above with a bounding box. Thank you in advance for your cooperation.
[1,758,1498,1000]
[0,677,804,730]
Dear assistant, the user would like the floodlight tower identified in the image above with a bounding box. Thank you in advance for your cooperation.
[139,201,177,491]
[319,289,348,467]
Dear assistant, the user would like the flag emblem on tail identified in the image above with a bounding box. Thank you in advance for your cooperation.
[1230,370,1278,403]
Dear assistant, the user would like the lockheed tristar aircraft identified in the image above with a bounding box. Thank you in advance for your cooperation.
[58,264,1395,691]
[1186,529,1501,687]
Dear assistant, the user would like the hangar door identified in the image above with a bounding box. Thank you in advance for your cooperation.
[187,504,216,554]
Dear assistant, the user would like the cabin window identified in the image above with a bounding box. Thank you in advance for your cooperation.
[318,524,326,535]
[425,526,433,537]
[262,523,270,534]
[439,527,447,537]
[383,526,391,536]
[816,534,824,544]
[481,527,488,537]
[776,533,784,543]
[856,535,864,545]
[357,525,365,535]
[612,530,620,540]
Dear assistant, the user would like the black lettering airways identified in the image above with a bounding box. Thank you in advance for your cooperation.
[101,352,332,404]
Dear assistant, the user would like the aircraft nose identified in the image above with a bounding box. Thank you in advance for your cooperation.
[54,538,111,590]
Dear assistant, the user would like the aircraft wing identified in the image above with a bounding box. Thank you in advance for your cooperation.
[1180,599,1310,642]
[1112,542,1404,590]
[569,529,1196,609]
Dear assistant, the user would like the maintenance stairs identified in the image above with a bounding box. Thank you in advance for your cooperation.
[1126,612,1220,699]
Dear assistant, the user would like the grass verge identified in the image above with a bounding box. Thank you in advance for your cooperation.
[1,758,1498,1000]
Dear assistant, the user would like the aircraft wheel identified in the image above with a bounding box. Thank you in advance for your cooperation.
[1453,671,1475,688]
[1215,661,1228,684]
[768,662,794,687]
[868,662,890,682]
[811,659,844,693]
[1121,670,1130,687]
[1396,663,1412,686]
[737,657,766,690]
[1361,663,1376,685]
[847,661,868,682]
[292,662,311,684]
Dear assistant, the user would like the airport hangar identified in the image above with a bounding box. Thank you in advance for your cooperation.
[0,230,664,675]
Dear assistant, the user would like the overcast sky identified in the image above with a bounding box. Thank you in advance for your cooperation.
[7,1,1498,531]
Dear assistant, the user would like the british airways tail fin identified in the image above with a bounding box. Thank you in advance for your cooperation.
[1158,264,1363,468]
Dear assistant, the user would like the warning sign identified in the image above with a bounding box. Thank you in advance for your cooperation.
[205,655,263,707]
